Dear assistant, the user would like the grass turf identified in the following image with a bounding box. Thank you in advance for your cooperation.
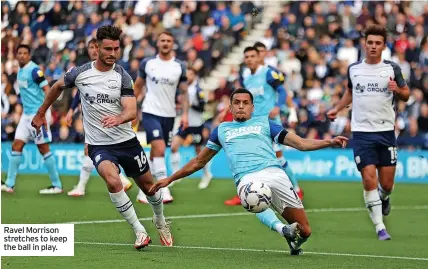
[1,175,428,269]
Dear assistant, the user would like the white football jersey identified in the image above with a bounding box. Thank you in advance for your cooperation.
[347,60,406,132]
[139,55,186,117]
[63,62,136,145]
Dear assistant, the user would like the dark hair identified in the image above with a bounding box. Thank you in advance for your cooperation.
[159,31,174,39]
[230,88,254,104]
[187,66,198,74]
[88,38,97,45]
[364,24,387,43]
[253,41,266,49]
[96,25,122,42]
[17,44,31,53]
[243,46,259,54]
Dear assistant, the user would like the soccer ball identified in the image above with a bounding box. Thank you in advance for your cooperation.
[238,181,272,213]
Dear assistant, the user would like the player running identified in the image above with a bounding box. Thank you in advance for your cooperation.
[150,89,348,255]
[133,31,189,204]
[1,44,63,194]
[327,25,410,240]
[31,25,173,249]
[169,67,212,189]
[65,38,132,197]
[224,44,302,206]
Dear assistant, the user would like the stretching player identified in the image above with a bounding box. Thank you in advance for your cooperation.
[134,31,189,204]
[32,25,173,248]
[327,25,410,240]
[170,67,212,189]
[1,44,63,194]
[224,44,302,206]
[66,38,132,197]
[150,89,348,254]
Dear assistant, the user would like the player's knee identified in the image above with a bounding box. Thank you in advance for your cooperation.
[37,144,50,155]
[12,140,25,152]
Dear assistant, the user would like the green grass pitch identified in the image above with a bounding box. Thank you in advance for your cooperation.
[1,175,428,269]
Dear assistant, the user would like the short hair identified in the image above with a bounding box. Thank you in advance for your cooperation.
[243,46,259,54]
[230,88,254,104]
[187,66,198,74]
[364,24,387,43]
[253,41,266,50]
[88,38,97,45]
[17,44,31,53]
[159,31,174,39]
[96,25,122,42]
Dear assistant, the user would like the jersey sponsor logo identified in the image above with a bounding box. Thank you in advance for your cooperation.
[366,83,388,92]
[225,125,262,142]
[84,93,116,104]
[354,83,365,93]
[151,76,176,86]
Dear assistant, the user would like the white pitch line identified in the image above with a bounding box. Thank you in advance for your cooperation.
[74,241,428,261]
[65,205,428,225]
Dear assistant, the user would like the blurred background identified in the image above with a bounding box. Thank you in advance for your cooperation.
[1,0,427,149]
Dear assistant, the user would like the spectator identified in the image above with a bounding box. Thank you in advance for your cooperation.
[32,36,50,65]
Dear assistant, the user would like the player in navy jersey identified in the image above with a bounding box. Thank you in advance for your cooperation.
[150,88,348,255]
[1,44,63,194]
[133,32,189,204]
[328,25,410,240]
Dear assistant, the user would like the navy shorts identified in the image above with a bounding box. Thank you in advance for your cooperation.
[88,137,149,178]
[175,124,204,145]
[352,131,397,171]
[142,112,175,146]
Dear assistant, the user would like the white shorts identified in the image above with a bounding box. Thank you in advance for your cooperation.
[237,167,303,213]
[15,112,52,144]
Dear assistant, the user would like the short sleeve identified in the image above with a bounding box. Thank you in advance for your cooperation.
[178,60,187,83]
[138,58,149,79]
[266,68,283,89]
[31,68,48,87]
[347,65,353,90]
[391,62,406,88]
[63,67,79,88]
[269,120,288,143]
[121,71,135,97]
[206,127,222,152]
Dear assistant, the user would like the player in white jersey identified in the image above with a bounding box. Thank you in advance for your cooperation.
[169,67,213,189]
[133,31,189,204]
[32,26,173,249]
[65,38,132,197]
[150,89,348,255]
[1,44,63,194]
[328,25,410,240]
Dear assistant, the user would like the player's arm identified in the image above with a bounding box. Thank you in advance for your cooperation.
[149,127,221,193]
[32,68,50,94]
[102,72,137,128]
[389,63,410,101]
[266,68,286,118]
[179,64,189,128]
[269,120,348,151]
[134,58,148,101]
[327,66,353,120]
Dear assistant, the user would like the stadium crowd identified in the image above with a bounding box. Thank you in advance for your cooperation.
[1,1,428,150]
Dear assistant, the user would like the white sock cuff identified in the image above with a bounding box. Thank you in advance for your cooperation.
[83,156,94,170]
[153,157,167,180]
[378,184,393,195]
[277,156,286,167]
[109,189,127,203]
[364,189,382,208]
[171,152,180,162]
